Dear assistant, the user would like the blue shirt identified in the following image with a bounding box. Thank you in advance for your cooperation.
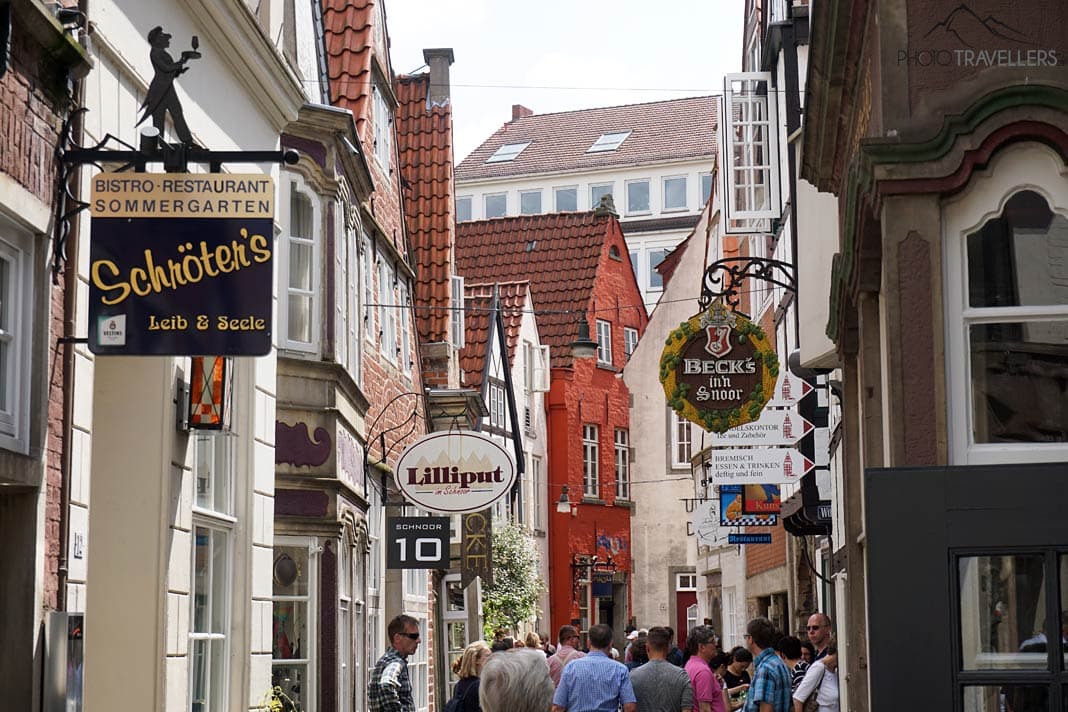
[743,648,792,712]
[553,651,637,712]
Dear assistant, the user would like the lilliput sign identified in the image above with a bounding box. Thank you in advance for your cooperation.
[88,172,274,355]
[394,431,517,514]
[660,300,779,433]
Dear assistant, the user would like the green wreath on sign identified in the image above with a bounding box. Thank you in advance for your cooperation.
[658,308,779,434]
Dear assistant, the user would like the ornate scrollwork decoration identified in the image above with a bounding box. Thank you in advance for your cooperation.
[699,257,797,311]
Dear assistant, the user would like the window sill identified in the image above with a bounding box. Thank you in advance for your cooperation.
[662,206,689,213]
[613,499,635,510]
[597,362,620,373]
[625,211,653,218]
[581,496,605,506]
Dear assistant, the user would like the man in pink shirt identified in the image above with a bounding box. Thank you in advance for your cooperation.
[548,625,587,687]
[684,626,729,712]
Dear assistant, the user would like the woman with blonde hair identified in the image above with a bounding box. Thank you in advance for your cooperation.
[523,631,542,651]
[449,641,492,712]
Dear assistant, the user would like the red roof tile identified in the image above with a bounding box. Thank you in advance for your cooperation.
[395,73,456,344]
[458,282,529,390]
[456,96,718,180]
[323,0,375,142]
[456,212,628,367]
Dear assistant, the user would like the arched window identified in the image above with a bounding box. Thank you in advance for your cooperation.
[944,144,1068,463]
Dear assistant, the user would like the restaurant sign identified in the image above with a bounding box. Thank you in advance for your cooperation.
[88,173,274,355]
[660,300,778,433]
[394,431,516,514]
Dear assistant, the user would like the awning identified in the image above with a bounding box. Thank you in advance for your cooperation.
[782,471,831,536]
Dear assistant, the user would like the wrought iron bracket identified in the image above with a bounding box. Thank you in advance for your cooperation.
[50,107,299,285]
[699,256,797,311]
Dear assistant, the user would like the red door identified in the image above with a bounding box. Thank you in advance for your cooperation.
[675,591,697,650]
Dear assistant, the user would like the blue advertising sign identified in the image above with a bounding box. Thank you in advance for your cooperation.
[88,173,274,356]
[728,533,773,545]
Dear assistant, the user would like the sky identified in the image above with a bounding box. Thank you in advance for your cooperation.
[386,1,746,162]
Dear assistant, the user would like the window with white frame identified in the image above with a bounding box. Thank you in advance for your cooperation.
[700,173,714,205]
[587,131,631,153]
[555,186,578,212]
[372,77,392,169]
[671,410,692,468]
[676,573,698,591]
[626,179,650,214]
[722,73,781,225]
[749,234,771,315]
[648,248,669,291]
[486,141,531,163]
[582,424,599,497]
[442,575,469,697]
[190,430,234,712]
[456,196,472,222]
[591,183,613,211]
[0,220,31,453]
[663,176,688,211]
[398,279,412,374]
[367,484,383,598]
[336,219,361,382]
[614,429,630,500]
[339,536,353,712]
[485,193,507,218]
[363,233,375,344]
[725,587,739,645]
[271,538,316,711]
[532,454,544,530]
[378,257,397,362]
[283,178,319,352]
[353,538,366,712]
[624,327,639,360]
[409,614,429,712]
[520,190,542,215]
[450,275,465,348]
[943,144,1068,464]
[489,381,507,430]
[524,342,550,392]
[596,319,612,366]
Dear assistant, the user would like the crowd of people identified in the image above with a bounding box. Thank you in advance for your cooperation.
[366,611,840,712]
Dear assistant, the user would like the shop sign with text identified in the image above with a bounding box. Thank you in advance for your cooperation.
[660,300,778,433]
[706,448,815,486]
[88,173,274,355]
[394,431,516,514]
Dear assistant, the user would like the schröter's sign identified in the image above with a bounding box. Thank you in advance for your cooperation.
[394,431,516,514]
[88,173,274,355]
[660,300,778,433]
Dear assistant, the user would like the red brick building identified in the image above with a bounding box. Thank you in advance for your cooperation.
[456,209,647,644]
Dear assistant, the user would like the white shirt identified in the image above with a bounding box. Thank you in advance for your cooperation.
[792,660,839,712]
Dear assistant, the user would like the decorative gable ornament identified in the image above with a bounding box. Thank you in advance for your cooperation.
[659,300,779,433]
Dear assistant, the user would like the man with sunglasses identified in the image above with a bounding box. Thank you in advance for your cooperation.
[369,614,422,712]
[804,615,832,662]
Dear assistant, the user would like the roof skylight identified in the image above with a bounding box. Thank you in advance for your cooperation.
[586,131,632,153]
[486,141,532,163]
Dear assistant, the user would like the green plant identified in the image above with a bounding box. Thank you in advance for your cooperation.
[481,520,543,638]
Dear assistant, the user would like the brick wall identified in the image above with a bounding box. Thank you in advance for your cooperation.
[2,8,71,611]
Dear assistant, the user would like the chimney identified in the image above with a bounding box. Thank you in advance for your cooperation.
[512,104,534,121]
[422,48,455,106]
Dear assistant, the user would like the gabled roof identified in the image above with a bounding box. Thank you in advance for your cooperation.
[395,73,455,344]
[456,212,624,366]
[459,282,529,390]
[323,0,375,141]
[456,96,718,181]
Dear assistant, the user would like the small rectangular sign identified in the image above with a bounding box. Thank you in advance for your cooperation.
[706,448,816,486]
[386,517,450,569]
[728,533,773,545]
[720,485,777,527]
[88,172,274,356]
[708,409,814,447]
[742,484,781,514]
[461,509,493,587]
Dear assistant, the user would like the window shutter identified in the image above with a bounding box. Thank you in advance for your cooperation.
[721,72,781,233]
[532,345,550,392]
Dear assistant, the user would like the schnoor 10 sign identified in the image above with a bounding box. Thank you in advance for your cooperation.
[393,431,516,514]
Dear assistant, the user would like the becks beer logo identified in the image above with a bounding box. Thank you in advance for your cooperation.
[899,3,1058,68]
[704,325,733,358]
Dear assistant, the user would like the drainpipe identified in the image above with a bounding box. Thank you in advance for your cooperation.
[57,0,89,611]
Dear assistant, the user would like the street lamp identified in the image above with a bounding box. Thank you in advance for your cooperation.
[557,485,574,514]
[570,317,598,360]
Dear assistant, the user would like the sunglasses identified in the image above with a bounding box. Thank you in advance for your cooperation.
[806,625,823,631]
[401,632,421,640]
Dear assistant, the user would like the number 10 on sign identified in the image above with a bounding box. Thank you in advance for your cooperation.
[386,516,450,569]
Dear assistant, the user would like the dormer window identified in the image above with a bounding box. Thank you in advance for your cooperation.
[587,131,631,153]
[486,141,531,163]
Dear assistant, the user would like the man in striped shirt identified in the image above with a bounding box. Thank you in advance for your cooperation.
[742,617,792,712]
[552,624,637,712]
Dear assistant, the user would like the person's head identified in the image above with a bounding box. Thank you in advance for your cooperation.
[687,625,718,661]
[806,613,832,649]
[490,638,514,653]
[454,641,492,678]
[800,640,816,664]
[387,614,421,657]
[775,635,803,662]
[558,625,581,647]
[587,624,614,652]
[479,648,554,712]
[513,638,525,648]
[147,26,172,48]
[729,646,753,669]
[646,626,671,657]
[539,632,551,648]
[710,652,731,675]
[665,626,676,645]
[524,632,541,649]
[625,624,637,636]
[745,617,778,653]
[630,637,648,663]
